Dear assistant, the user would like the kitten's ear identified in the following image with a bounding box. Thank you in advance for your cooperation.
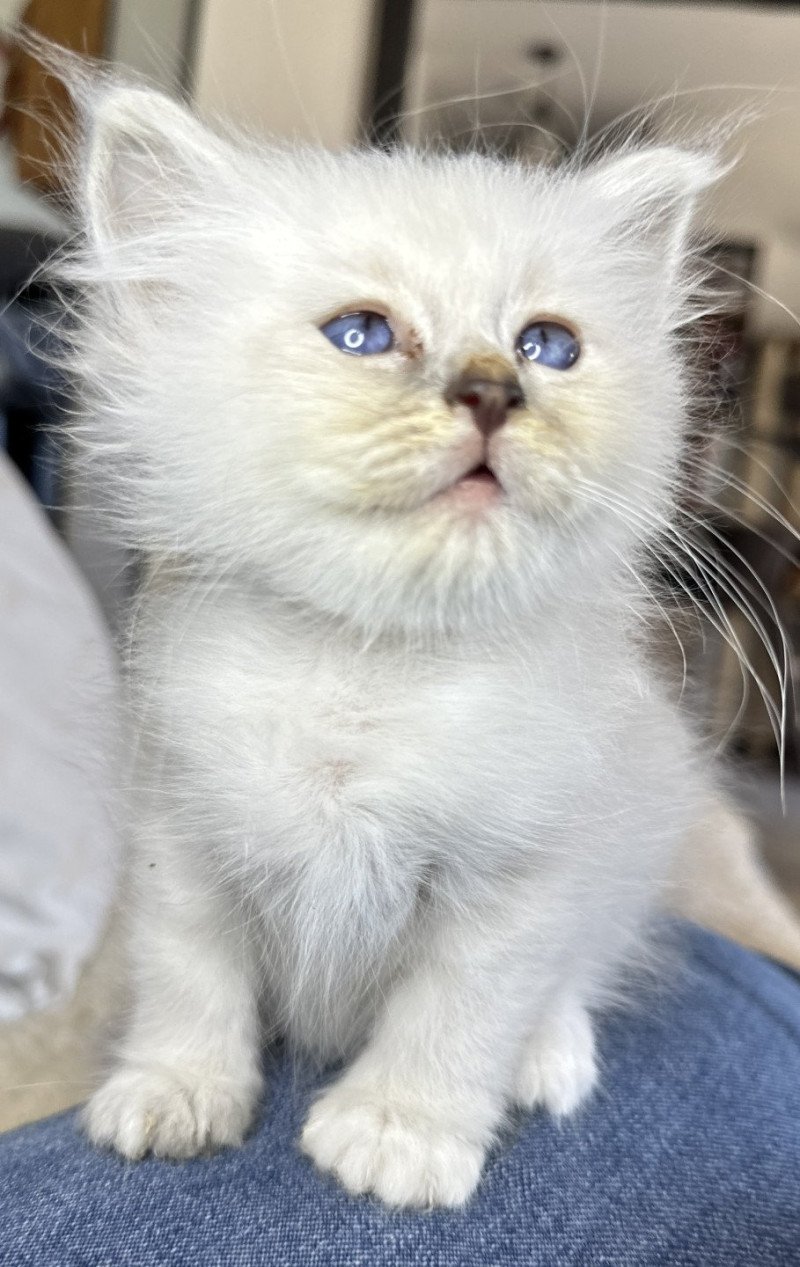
[582,146,724,278]
[82,87,227,247]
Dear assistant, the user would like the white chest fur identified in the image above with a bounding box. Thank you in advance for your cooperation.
[135,585,689,1055]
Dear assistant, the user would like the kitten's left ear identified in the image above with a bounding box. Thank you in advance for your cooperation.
[582,146,724,280]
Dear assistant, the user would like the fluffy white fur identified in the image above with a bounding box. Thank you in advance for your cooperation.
[66,75,727,1207]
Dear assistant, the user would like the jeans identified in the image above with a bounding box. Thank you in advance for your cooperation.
[2,924,799,1266]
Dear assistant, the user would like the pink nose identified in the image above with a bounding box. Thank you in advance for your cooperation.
[445,375,525,437]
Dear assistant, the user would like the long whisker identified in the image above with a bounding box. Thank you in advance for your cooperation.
[574,477,789,780]
[589,480,788,726]
[578,0,609,155]
[710,260,800,339]
[681,450,800,546]
[576,483,756,751]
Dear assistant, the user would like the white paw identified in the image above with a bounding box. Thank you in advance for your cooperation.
[300,1082,486,1208]
[84,1063,261,1160]
[513,1003,598,1117]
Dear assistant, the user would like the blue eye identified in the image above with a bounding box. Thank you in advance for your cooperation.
[320,311,394,356]
[516,321,580,370]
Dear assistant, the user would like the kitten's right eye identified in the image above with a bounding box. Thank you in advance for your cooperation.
[320,311,394,356]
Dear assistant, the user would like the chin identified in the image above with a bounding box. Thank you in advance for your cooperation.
[282,498,564,639]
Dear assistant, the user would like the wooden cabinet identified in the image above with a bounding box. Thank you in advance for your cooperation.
[3,0,109,196]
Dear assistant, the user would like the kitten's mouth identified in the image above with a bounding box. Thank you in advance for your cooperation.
[463,462,497,484]
[434,460,503,510]
[456,461,502,493]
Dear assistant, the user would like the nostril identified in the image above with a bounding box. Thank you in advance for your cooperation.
[445,374,525,437]
[448,381,524,408]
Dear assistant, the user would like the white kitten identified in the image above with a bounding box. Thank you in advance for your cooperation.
[70,79,720,1207]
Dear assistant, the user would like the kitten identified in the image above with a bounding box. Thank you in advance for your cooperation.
[70,78,721,1207]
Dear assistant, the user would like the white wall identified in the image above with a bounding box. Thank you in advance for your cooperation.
[193,0,374,147]
[109,0,193,93]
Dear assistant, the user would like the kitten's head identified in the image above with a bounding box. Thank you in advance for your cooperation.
[73,85,720,637]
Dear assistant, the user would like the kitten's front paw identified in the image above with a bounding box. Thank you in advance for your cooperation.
[301,1082,485,1208]
[513,1002,598,1117]
[84,1063,261,1160]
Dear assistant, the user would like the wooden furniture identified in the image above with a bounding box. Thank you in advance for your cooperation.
[2,0,109,197]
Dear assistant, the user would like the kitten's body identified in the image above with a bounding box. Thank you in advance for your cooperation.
[63,73,723,1205]
[92,570,700,1204]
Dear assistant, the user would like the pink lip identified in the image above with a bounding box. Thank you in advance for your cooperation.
[435,462,503,509]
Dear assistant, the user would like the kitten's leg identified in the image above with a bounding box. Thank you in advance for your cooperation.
[84,826,263,1160]
[512,994,598,1117]
[300,901,539,1209]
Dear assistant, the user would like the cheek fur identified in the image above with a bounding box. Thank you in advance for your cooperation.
[499,368,648,512]
[304,383,464,513]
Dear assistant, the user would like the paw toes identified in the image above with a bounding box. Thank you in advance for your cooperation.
[514,1006,598,1117]
[84,1065,259,1160]
[301,1086,485,1208]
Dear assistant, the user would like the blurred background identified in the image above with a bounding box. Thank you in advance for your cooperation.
[0,0,798,1091]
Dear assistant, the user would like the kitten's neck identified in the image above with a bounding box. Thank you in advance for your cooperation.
[141,550,633,664]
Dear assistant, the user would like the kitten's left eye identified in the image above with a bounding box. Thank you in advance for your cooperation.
[516,320,580,370]
[320,311,394,356]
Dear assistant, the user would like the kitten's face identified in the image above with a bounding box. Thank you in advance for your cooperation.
[81,92,717,635]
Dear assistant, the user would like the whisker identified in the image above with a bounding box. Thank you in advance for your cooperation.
[573,476,789,782]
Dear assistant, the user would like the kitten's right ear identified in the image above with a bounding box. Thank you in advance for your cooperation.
[82,87,227,247]
[579,145,725,282]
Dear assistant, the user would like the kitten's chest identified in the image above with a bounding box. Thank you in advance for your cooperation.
[225,642,491,1051]
[155,590,589,875]
[248,645,490,850]
[180,615,537,866]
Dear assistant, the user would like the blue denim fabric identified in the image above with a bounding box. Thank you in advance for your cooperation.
[2,924,799,1266]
